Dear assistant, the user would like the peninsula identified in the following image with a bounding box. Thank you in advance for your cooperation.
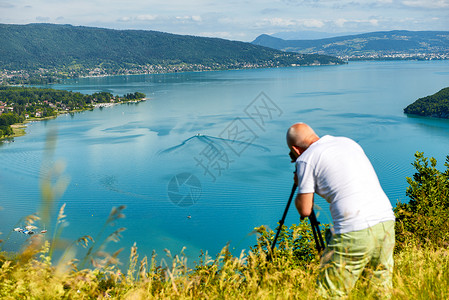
[404,87,449,119]
[0,87,146,139]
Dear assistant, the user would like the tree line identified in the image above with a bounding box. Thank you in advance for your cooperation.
[0,87,145,138]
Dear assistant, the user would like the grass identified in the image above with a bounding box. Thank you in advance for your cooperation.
[10,124,27,138]
[0,238,447,299]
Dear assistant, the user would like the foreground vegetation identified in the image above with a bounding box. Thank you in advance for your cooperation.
[0,151,448,299]
[0,240,447,299]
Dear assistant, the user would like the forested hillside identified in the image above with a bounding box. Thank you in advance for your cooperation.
[0,23,343,84]
[404,87,449,119]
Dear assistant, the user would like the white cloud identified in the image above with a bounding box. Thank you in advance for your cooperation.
[117,14,202,24]
[136,15,158,21]
[265,17,296,27]
[262,17,324,28]
[175,15,203,23]
[0,0,447,41]
[302,19,325,28]
[402,0,449,8]
[118,16,132,22]
[338,18,381,25]
[198,31,241,39]
[369,19,379,26]
[335,18,347,27]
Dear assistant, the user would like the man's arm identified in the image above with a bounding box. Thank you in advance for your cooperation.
[295,193,314,218]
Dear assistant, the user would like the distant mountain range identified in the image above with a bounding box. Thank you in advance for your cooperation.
[0,23,343,74]
[270,30,362,40]
[252,31,449,60]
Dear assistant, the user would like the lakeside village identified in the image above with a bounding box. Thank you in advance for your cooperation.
[339,52,449,61]
[2,51,448,85]
[0,92,146,119]
[0,60,290,85]
[0,87,146,138]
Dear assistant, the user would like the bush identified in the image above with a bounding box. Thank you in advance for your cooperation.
[394,152,449,252]
[0,125,13,136]
[253,219,328,267]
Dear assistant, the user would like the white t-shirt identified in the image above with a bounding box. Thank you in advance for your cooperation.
[296,135,395,234]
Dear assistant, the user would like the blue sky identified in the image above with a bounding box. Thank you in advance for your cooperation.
[0,0,448,41]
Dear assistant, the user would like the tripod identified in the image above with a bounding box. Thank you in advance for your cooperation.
[269,182,325,261]
[308,208,326,253]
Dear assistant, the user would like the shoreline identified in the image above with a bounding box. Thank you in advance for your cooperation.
[2,62,347,85]
[0,98,148,142]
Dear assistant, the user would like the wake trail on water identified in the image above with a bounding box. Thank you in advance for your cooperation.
[157,134,270,155]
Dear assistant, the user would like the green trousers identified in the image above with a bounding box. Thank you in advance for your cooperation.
[317,220,395,298]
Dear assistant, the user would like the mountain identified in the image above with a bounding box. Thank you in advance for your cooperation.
[252,31,449,59]
[404,87,449,119]
[0,23,343,73]
[271,31,361,40]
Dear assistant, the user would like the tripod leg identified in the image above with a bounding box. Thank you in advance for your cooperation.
[309,209,326,253]
[269,183,297,261]
[311,221,320,251]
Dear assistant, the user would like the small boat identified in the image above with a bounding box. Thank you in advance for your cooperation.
[13,226,45,235]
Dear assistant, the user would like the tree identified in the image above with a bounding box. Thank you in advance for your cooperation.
[0,125,13,136]
[394,152,449,252]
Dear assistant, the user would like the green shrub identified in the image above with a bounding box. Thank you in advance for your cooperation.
[252,219,328,267]
[395,152,449,252]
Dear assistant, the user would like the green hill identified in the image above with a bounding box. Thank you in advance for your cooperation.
[252,30,449,59]
[0,23,343,73]
[404,87,449,119]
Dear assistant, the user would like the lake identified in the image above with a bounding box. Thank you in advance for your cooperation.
[1,60,449,265]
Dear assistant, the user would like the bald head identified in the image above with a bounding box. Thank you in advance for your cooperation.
[286,123,320,151]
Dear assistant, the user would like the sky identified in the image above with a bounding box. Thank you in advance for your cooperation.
[0,0,448,41]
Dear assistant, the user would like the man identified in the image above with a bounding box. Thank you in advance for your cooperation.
[286,122,395,298]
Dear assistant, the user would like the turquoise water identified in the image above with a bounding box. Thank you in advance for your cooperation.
[1,61,449,264]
